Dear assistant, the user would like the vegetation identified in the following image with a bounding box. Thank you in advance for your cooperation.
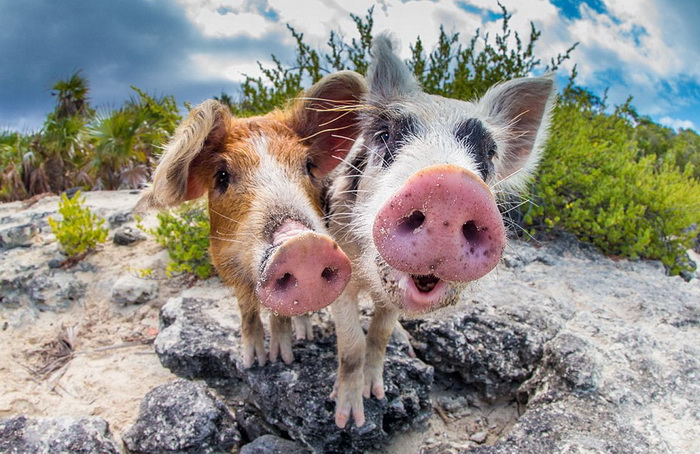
[524,82,700,275]
[139,202,215,280]
[0,75,180,202]
[2,5,699,276]
[48,190,108,257]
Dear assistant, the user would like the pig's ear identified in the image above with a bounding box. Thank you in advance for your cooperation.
[367,33,420,100]
[479,75,557,189]
[134,100,230,213]
[289,70,367,178]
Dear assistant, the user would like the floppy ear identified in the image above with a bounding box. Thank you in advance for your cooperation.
[135,99,230,213]
[479,75,557,189]
[288,70,367,178]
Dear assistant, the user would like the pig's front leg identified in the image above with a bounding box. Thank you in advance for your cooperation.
[364,297,399,400]
[269,314,294,364]
[330,287,366,428]
[237,287,267,368]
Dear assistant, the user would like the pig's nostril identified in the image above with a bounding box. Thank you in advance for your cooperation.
[462,221,481,244]
[275,272,296,292]
[321,266,337,283]
[398,210,426,234]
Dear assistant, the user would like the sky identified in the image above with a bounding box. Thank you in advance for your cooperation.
[2,0,699,133]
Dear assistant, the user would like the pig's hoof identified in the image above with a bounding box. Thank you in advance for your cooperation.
[335,396,365,429]
[363,367,385,399]
[242,338,267,368]
[332,381,366,428]
[269,337,294,364]
[293,315,314,340]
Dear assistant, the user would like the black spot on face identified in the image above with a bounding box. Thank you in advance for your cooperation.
[366,114,418,168]
[455,118,497,180]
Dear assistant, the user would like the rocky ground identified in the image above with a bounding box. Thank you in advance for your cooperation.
[0,190,698,453]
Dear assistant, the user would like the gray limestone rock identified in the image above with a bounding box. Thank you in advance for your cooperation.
[154,296,434,453]
[405,238,700,453]
[122,379,240,454]
[110,274,158,305]
[112,225,146,245]
[240,434,311,454]
[0,223,38,249]
[0,415,120,454]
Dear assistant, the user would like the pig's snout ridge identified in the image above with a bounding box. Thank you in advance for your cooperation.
[257,228,351,317]
[372,164,506,283]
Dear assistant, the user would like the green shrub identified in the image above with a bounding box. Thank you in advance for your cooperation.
[145,202,214,280]
[524,99,700,275]
[49,190,108,257]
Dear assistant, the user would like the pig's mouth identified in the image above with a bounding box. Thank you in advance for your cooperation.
[398,272,450,313]
[411,274,440,293]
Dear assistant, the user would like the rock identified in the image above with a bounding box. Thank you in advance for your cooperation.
[112,225,146,245]
[235,404,283,443]
[403,297,566,401]
[155,296,241,379]
[110,274,158,305]
[240,434,310,454]
[0,223,38,249]
[0,415,120,453]
[155,296,434,453]
[122,379,240,454]
[469,431,488,444]
[405,237,700,454]
[243,336,433,453]
[108,210,134,228]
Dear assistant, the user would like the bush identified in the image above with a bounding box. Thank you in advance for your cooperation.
[524,97,700,275]
[49,190,108,257]
[145,202,214,280]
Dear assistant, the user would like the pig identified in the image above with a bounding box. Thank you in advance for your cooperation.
[135,71,367,368]
[325,35,557,428]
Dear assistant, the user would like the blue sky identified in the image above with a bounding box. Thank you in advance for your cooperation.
[2,0,699,133]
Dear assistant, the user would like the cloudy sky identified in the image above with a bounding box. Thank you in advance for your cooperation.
[2,0,699,133]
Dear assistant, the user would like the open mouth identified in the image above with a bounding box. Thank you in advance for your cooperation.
[394,272,448,313]
[412,274,440,293]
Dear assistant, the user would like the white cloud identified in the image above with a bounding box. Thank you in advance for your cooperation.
[659,116,696,131]
[189,53,271,83]
[172,0,699,131]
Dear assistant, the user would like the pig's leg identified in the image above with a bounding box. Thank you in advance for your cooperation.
[293,315,314,340]
[269,315,294,364]
[393,321,416,358]
[330,286,366,428]
[363,297,400,399]
[237,287,267,368]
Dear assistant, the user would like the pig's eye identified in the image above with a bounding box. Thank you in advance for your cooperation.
[305,157,318,178]
[487,144,497,159]
[215,169,230,193]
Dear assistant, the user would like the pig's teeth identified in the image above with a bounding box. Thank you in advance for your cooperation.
[411,274,440,293]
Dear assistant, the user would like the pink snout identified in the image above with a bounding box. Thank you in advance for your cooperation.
[257,222,351,317]
[372,164,506,282]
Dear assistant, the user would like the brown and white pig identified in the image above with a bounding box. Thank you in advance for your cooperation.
[326,35,557,428]
[136,71,366,368]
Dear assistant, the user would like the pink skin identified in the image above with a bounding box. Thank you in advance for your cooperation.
[373,164,506,311]
[257,220,352,316]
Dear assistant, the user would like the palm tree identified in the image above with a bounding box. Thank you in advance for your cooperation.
[52,70,92,119]
[90,108,146,190]
[35,70,93,193]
